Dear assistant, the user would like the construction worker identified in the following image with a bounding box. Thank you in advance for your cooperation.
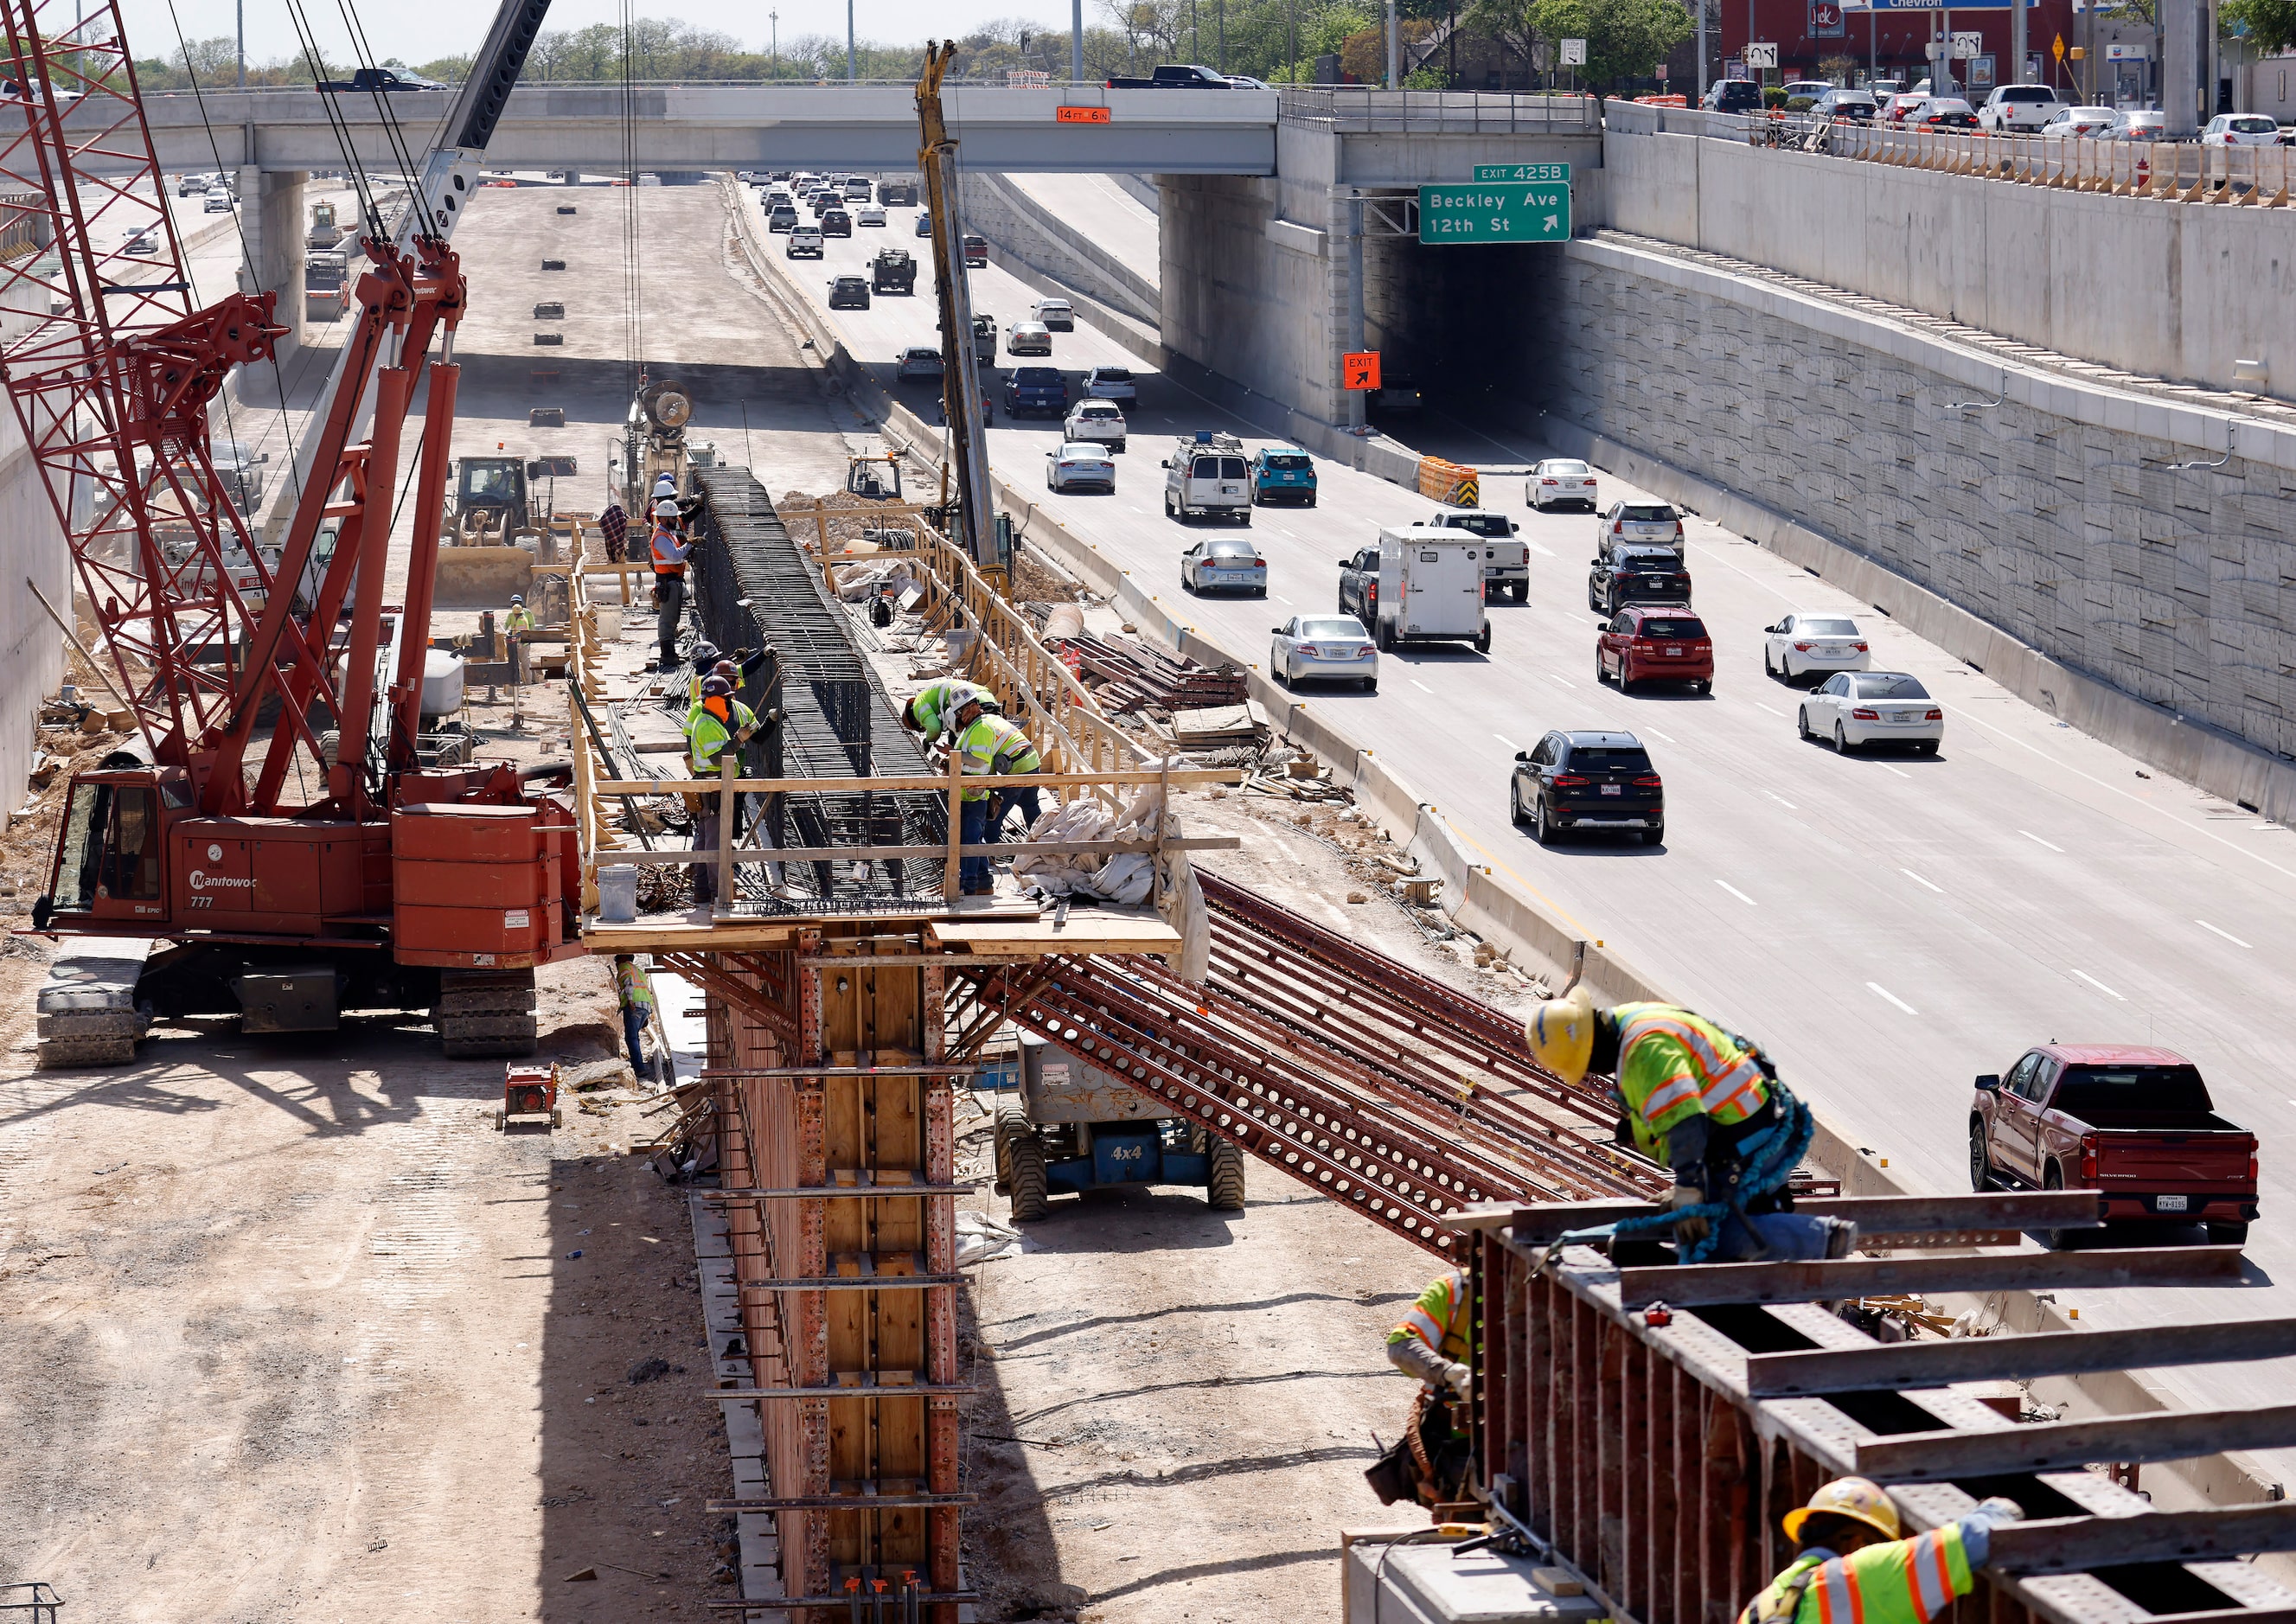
[598,494,630,563]
[1523,988,1853,1263]
[1378,1267,1474,1508]
[649,496,691,671]
[899,677,997,745]
[1741,1480,2023,1624]
[612,954,654,1075]
[681,640,721,711]
[682,675,757,914]
[952,709,1039,896]
[503,594,534,634]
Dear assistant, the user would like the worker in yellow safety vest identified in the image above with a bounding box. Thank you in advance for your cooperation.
[681,675,757,913]
[952,712,1039,896]
[613,955,654,1074]
[503,594,534,635]
[900,677,998,745]
[1368,1268,1475,1510]
[1739,1478,2023,1624]
[1524,988,1854,1263]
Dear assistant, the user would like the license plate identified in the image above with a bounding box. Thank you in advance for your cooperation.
[1665,646,1683,656]
[2157,1193,2188,1212]
[1599,783,1623,796]
[1890,711,1919,722]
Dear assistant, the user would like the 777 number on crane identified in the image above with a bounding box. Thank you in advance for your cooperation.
[1417,182,1571,245]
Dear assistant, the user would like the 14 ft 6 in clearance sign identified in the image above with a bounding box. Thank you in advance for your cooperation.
[1056,105,1112,123]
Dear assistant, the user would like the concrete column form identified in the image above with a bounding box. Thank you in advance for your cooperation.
[233,165,306,403]
[2164,0,2201,133]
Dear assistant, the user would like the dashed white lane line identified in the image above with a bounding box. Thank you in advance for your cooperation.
[1868,981,1918,1015]
[1877,763,1911,779]
[1547,675,1576,690]
[1901,867,1946,894]
[1273,594,1294,605]
[2070,968,2127,1001]
[1764,791,1797,810]
[2019,829,2065,853]
[1642,726,1677,744]
[1756,703,1785,718]
[1493,733,1519,751]
[2197,919,2254,949]
[1714,879,1757,906]
[1410,679,1435,694]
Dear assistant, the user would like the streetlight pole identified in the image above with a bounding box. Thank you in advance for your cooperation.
[771,10,778,76]
[236,0,245,86]
[1385,0,1399,86]
[847,0,857,80]
[1071,0,1084,80]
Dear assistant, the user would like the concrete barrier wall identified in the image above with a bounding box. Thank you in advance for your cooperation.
[0,419,70,811]
[1601,118,2296,404]
[1534,235,2296,813]
[956,171,1160,325]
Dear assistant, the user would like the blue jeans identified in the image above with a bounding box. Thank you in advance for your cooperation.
[1714,1210,1834,1262]
[960,798,993,890]
[989,786,1042,840]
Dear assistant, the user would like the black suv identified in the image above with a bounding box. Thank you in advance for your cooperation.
[1589,546,1692,616]
[821,208,853,237]
[1703,79,1763,113]
[1510,730,1665,846]
[828,274,871,310]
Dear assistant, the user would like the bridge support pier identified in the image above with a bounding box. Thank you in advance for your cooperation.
[233,166,306,404]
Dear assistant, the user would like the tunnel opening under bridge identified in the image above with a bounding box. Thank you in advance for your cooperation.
[1361,232,1560,450]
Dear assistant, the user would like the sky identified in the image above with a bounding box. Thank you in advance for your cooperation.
[117,0,1084,70]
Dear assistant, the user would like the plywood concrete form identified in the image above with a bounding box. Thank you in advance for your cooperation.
[709,930,960,1616]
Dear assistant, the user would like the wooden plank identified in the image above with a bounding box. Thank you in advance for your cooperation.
[699,1186,980,1199]
[1615,1246,2246,1309]
[706,1494,977,1511]
[1491,1192,2107,1246]
[929,917,1183,956]
[740,1276,965,1291]
[1857,1403,2296,1484]
[1989,1505,2296,1575]
[1747,1315,2296,1397]
[708,1385,977,1398]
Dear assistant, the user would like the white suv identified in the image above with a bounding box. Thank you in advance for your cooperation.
[1978,85,2067,131]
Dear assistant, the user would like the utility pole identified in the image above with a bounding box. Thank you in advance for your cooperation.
[1218,0,1226,74]
[1385,0,1399,86]
[2011,0,2026,86]
[236,0,245,87]
[771,9,779,76]
[1072,0,1084,80]
[1697,0,1708,95]
[847,0,857,80]
[1287,0,1296,80]
[916,42,995,566]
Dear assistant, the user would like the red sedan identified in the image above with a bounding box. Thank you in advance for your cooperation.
[1596,605,1713,694]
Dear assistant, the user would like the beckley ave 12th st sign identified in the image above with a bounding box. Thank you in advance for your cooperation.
[1418,181,1571,244]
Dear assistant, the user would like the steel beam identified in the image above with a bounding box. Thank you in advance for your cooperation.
[1616,1246,2247,1309]
[1747,1316,2296,1397]
[1483,1191,2106,1246]
[1858,1403,2296,1483]
[1989,1505,2296,1574]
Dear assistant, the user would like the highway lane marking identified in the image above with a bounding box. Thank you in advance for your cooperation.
[1714,879,1757,906]
[1524,540,1557,558]
[1900,867,1945,894]
[1434,814,1597,937]
[1273,594,1295,605]
[1867,982,1918,1015]
[1493,733,1519,751]
[1764,791,1798,810]
[2018,829,2065,853]
[2196,918,2253,948]
[2070,967,2127,1001]
[1546,675,1576,690]
[1756,703,1785,718]
[1410,679,1434,694]
[1642,726,1677,744]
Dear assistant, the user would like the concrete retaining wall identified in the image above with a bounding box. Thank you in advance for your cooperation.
[1601,108,2296,405]
[957,171,1159,325]
[0,417,70,814]
[1534,235,2296,815]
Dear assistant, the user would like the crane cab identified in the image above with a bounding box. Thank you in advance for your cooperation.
[37,765,186,928]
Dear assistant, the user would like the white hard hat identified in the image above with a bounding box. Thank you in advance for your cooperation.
[653,497,680,519]
[508,593,524,604]
[654,475,676,492]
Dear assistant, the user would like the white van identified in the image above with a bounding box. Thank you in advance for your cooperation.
[1162,432,1250,525]
[1374,525,1489,652]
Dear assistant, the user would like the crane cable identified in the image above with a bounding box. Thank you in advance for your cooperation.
[618,0,643,400]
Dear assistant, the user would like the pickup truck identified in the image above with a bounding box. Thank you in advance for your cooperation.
[1340,527,1491,652]
[870,248,916,294]
[1103,63,1233,88]
[1424,508,1528,603]
[1970,1044,2259,1246]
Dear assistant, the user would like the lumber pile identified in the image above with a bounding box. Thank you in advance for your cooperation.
[1053,634,1246,714]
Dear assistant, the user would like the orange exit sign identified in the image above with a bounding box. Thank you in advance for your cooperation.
[1056,105,1112,125]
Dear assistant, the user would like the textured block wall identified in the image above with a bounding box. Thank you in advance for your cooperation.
[1532,259,2296,762]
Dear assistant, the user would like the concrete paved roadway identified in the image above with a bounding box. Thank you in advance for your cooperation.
[747,182,2296,1461]
[1001,172,1161,274]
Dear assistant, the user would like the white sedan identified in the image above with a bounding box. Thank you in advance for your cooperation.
[1528,458,1598,511]
[855,203,887,226]
[1763,611,1870,683]
[1045,442,1115,493]
[2202,113,2285,147]
[1080,366,1137,406]
[1064,400,1126,453]
[1798,670,1943,754]
[1270,614,1377,691]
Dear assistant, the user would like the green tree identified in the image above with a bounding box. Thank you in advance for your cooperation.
[1526,0,1690,87]
[2222,0,2296,49]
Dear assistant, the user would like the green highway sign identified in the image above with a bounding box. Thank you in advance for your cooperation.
[1473,163,1571,183]
[1417,181,1571,245]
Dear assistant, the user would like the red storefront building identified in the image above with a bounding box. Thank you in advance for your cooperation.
[1712,0,2083,94]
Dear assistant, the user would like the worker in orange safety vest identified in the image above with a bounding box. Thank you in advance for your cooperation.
[1738,1477,2024,1624]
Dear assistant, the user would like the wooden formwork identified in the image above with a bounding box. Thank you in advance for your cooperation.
[1467,1201,2296,1624]
[700,929,965,1620]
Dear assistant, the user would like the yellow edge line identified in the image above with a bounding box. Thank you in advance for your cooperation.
[1436,810,1601,943]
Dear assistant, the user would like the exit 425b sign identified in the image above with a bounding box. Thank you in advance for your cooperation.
[1417,182,1571,244]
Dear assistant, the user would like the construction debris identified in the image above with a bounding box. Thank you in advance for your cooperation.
[1154,700,1267,751]
[1053,632,1247,715]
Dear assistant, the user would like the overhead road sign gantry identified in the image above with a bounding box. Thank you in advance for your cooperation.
[1417,182,1570,245]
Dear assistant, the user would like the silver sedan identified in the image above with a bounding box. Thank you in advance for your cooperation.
[1270,614,1377,691]
[1797,670,1943,754]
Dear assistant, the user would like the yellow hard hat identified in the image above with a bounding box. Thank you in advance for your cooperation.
[1524,986,1596,1086]
[1783,1477,1902,1544]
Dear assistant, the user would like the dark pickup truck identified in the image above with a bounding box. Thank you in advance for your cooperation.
[1971,1044,2259,1246]
[870,248,916,294]
[1104,63,1234,88]
[1337,544,1380,629]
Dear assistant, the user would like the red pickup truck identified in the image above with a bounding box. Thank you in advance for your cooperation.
[1970,1044,2258,1246]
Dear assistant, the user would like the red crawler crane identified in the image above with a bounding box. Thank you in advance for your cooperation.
[4,0,576,1056]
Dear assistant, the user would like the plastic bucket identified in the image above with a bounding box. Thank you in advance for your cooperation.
[596,864,638,923]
